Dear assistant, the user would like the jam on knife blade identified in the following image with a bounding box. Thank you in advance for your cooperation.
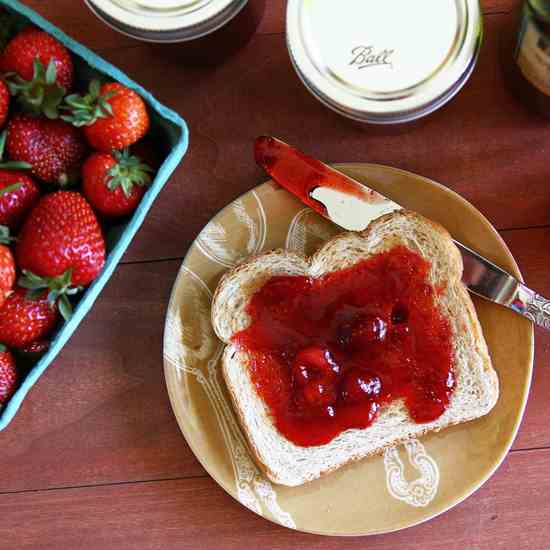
[254,136,401,230]
[254,136,371,216]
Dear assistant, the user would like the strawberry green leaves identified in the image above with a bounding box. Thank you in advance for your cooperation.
[108,148,153,198]
[19,269,83,321]
[61,79,117,127]
[5,59,66,119]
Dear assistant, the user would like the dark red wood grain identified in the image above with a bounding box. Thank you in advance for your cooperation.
[1,449,547,550]
[1,1,549,547]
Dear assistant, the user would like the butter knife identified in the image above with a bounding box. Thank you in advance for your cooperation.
[255,136,549,329]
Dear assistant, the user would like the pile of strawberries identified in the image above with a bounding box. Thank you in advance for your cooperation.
[0,24,155,408]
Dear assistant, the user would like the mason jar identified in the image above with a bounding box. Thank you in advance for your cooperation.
[85,0,266,61]
[286,0,483,125]
[513,0,550,118]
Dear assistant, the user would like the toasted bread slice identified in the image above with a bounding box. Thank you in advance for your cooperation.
[212,211,498,487]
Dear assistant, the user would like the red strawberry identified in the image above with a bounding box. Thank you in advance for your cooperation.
[0,172,41,229]
[0,80,9,129]
[0,287,58,348]
[6,114,86,185]
[0,130,40,229]
[6,57,67,119]
[0,241,15,309]
[1,27,73,90]
[62,81,149,152]
[82,149,153,217]
[0,345,17,405]
[16,192,105,319]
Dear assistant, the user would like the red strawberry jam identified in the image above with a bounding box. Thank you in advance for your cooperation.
[232,246,455,447]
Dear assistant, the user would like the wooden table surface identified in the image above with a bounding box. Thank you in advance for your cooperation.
[2,1,549,548]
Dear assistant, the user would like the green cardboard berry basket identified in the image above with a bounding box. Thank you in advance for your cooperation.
[0,0,189,430]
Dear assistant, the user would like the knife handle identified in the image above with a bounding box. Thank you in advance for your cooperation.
[515,284,550,329]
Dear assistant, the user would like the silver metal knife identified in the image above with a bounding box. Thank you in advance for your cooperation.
[254,136,550,329]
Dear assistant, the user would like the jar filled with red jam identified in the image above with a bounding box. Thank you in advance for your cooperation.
[85,0,265,63]
[514,0,550,117]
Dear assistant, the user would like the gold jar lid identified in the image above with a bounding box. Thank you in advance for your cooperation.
[286,0,483,124]
[85,0,248,42]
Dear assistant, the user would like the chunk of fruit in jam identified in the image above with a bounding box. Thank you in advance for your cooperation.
[302,381,337,407]
[292,346,340,385]
[340,369,382,404]
[292,347,340,409]
[337,315,387,348]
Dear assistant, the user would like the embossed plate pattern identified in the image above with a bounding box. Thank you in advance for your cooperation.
[163,164,533,536]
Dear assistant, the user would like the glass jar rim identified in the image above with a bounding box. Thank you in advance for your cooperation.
[86,0,248,40]
[286,0,483,124]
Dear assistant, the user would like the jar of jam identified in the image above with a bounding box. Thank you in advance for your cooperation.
[286,0,483,125]
[85,0,265,63]
[514,0,550,117]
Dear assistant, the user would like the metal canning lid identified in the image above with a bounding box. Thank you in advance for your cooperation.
[286,0,483,124]
[85,0,249,42]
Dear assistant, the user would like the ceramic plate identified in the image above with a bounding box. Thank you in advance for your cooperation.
[163,164,534,536]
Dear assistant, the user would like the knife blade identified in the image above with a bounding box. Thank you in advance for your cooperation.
[255,136,549,329]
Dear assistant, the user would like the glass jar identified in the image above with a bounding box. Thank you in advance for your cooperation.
[286,0,483,125]
[85,0,265,63]
[514,0,550,117]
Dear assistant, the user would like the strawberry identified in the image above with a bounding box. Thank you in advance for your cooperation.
[6,114,86,185]
[82,149,153,217]
[0,345,17,405]
[0,232,16,309]
[2,28,72,119]
[0,80,9,129]
[6,58,67,119]
[16,192,105,318]
[0,173,40,229]
[0,130,40,229]
[62,81,149,152]
[1,27,73,90]
[0,287,58,348]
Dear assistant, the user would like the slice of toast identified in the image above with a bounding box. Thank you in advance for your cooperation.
[211,211,498,487]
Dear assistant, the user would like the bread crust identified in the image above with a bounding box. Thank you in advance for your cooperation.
[212,211,499,486]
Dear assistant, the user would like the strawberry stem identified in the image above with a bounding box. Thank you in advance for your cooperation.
[60,79,117,127]
[107,149,153,198]
[5,59,66,119]
[18,269,83,321]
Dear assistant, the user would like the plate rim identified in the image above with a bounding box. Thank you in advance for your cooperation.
[163,162,535,537]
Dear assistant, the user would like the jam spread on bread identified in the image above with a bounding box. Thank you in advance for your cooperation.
[233,246,455,447]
